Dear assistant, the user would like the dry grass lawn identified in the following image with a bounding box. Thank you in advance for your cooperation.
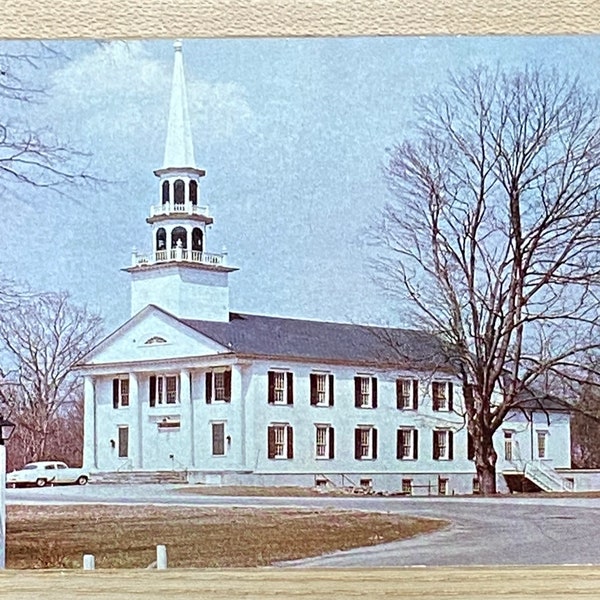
[6,504,446,569]
[175,485,346,497]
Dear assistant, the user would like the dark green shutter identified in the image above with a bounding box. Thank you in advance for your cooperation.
[205,372,213,404]
[412,380,419,410]
[287,372,294,405]
[372,377,378,408]
[449,431,454,460]
[433,431,440,460]
[310,374,318,405]
[372,428,378,459]
[224,369,232,402]
[267,426,275,459]
[268,371,275,404]
[396,380,403,410]
[112,379,119,409]
[329,374,334,406]
[413,430,419,459]
[149,376,156,407]
[396,429,402,459]
[329,427,335,459]
[287,425,294,458]
[354,377,361,408]
[354,428,361,459]
[448,383,454,412]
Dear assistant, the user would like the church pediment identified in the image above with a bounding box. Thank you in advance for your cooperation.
[80,304,230,367]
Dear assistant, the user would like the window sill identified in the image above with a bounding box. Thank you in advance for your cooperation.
[356,457,375,461]
[398,457,417,461]
[315,456,332,460]
[313,403,333,408]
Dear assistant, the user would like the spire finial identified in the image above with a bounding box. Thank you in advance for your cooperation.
[163,40,196,169]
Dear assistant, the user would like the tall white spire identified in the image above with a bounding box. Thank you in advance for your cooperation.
[163,40,196,169]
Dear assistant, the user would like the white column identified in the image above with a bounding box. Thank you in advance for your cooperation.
[0,443,6,569]
[83,375,96,471]
[129,373,141,469]
[180,369,193,468]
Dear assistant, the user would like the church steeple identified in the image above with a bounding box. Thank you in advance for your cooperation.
[163,40,196,169]
[125,40,237,322]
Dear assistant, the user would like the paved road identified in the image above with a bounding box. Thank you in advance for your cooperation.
[8,484,600,567]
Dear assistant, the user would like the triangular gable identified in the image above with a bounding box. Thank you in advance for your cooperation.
[81,305,229,366]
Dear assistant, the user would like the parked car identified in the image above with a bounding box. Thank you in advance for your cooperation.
[6,461,89,488]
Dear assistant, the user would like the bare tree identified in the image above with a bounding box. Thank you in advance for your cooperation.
[374,65,600,494]
[0,42,97,200]
[0,291,102,464]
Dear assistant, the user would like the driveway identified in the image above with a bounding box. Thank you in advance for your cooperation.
[7,484,600,567]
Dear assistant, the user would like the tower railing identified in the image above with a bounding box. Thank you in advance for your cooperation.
[150,202,210,218]
[132,247,226,267]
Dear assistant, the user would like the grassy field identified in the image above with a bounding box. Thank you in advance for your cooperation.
[6,504,446,569]
[174,485,351,497]
[2,566,600,600]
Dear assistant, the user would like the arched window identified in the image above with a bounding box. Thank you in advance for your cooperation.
[156,228,167,251]
[162,181,169,204]
[189,180,198,205]
[174,179,185,205]
[171,226,187,249]
[192,228,203,252]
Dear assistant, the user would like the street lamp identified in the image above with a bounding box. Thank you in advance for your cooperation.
[0,415,15,570]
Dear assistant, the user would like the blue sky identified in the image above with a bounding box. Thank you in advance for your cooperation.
[1,36,599,332]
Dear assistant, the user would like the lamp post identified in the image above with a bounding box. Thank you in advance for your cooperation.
[0,415,16,570]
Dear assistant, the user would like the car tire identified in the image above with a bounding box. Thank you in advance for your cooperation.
[76,476,88,486]
[35,478,47,488]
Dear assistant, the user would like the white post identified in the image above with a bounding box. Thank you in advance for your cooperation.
[83,554,95,570]
[83,375,96,471]
[0,443,6,569]
[156,545,167,569]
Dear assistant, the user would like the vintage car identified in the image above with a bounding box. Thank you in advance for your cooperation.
[6,461,89,488]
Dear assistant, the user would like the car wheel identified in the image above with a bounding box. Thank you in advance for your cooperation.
[76,476,88,486]
[35,478,47,488]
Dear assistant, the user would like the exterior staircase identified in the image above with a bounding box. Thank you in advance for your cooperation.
[90,470,188,485]
[522,461,574,492]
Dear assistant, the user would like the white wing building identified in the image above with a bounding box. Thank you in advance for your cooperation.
[79,43,575,494]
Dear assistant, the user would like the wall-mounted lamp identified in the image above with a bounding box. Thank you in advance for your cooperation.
[110,439,116,449]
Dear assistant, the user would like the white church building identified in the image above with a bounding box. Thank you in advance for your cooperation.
[79,42,577,495]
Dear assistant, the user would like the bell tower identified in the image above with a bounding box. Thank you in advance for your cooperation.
[125,41,237,321]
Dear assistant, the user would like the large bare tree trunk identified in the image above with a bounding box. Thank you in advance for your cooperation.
[475,437,498,496]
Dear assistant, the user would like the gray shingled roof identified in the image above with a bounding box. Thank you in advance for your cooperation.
[180,312,452,368]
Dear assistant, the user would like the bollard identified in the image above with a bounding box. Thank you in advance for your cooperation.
[83,554,95,570]
[156,545,167,570]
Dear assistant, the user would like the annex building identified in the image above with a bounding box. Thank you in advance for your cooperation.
[80,42,577,495]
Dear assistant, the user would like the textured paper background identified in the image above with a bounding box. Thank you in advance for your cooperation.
[1,0,600,39]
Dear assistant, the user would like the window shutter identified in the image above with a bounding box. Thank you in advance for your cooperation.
[354,377,361,408]
[268,371,275,404]
[448,383,454,412]
[329,374,334,406]
[286,372,294,405]
[287,425,294,459]
[354,428,361,459]
[413,429,419,459]
[449,431,454,460]
[328,427,335,459]
[267,426,276,459]
[372,377,378,408]
[467,433,474,461]
[396,429,402,459]
[372,428,378,459]
[432,382,439,411]
[310,374,317,405]
[149,376,156,407]
[396,380,402,410]
[112,379,119,409]
[224,369,232,402]
[205,372,213,404]
[433,431,440,460]
[412,380,419,410]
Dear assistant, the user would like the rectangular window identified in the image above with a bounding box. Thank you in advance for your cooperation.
[537,431,548,459]
[432,381,453,411]
[212,422,226,456]
[504,430,514,462]
[205,369,232,403]
[354,376,377,408]
[359,478,373,489]
[150,375,179,406]
[315,424,335,459]
[267,424,293,459]
[433,430,454,460]
[402,478,413,495]
[268,371,293,405]
[397,428,418,460]
[396,379,418,410]
[310,373,334,406]
[354,426,377,460]
[118,426,129,458]
[112,377,130,409]
[438,477,448,496]
[472,477,480,495]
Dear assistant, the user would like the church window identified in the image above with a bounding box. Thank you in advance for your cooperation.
[162,180,169,204]
[174,179,185,204]
[192,228,203,252]
[156,228,167,251]
[171,226,187,249]
[189,180,198,205]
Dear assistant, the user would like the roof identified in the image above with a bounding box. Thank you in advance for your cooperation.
[180,312,452,369]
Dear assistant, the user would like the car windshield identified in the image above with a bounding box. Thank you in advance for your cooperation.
[22,465,38,470]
